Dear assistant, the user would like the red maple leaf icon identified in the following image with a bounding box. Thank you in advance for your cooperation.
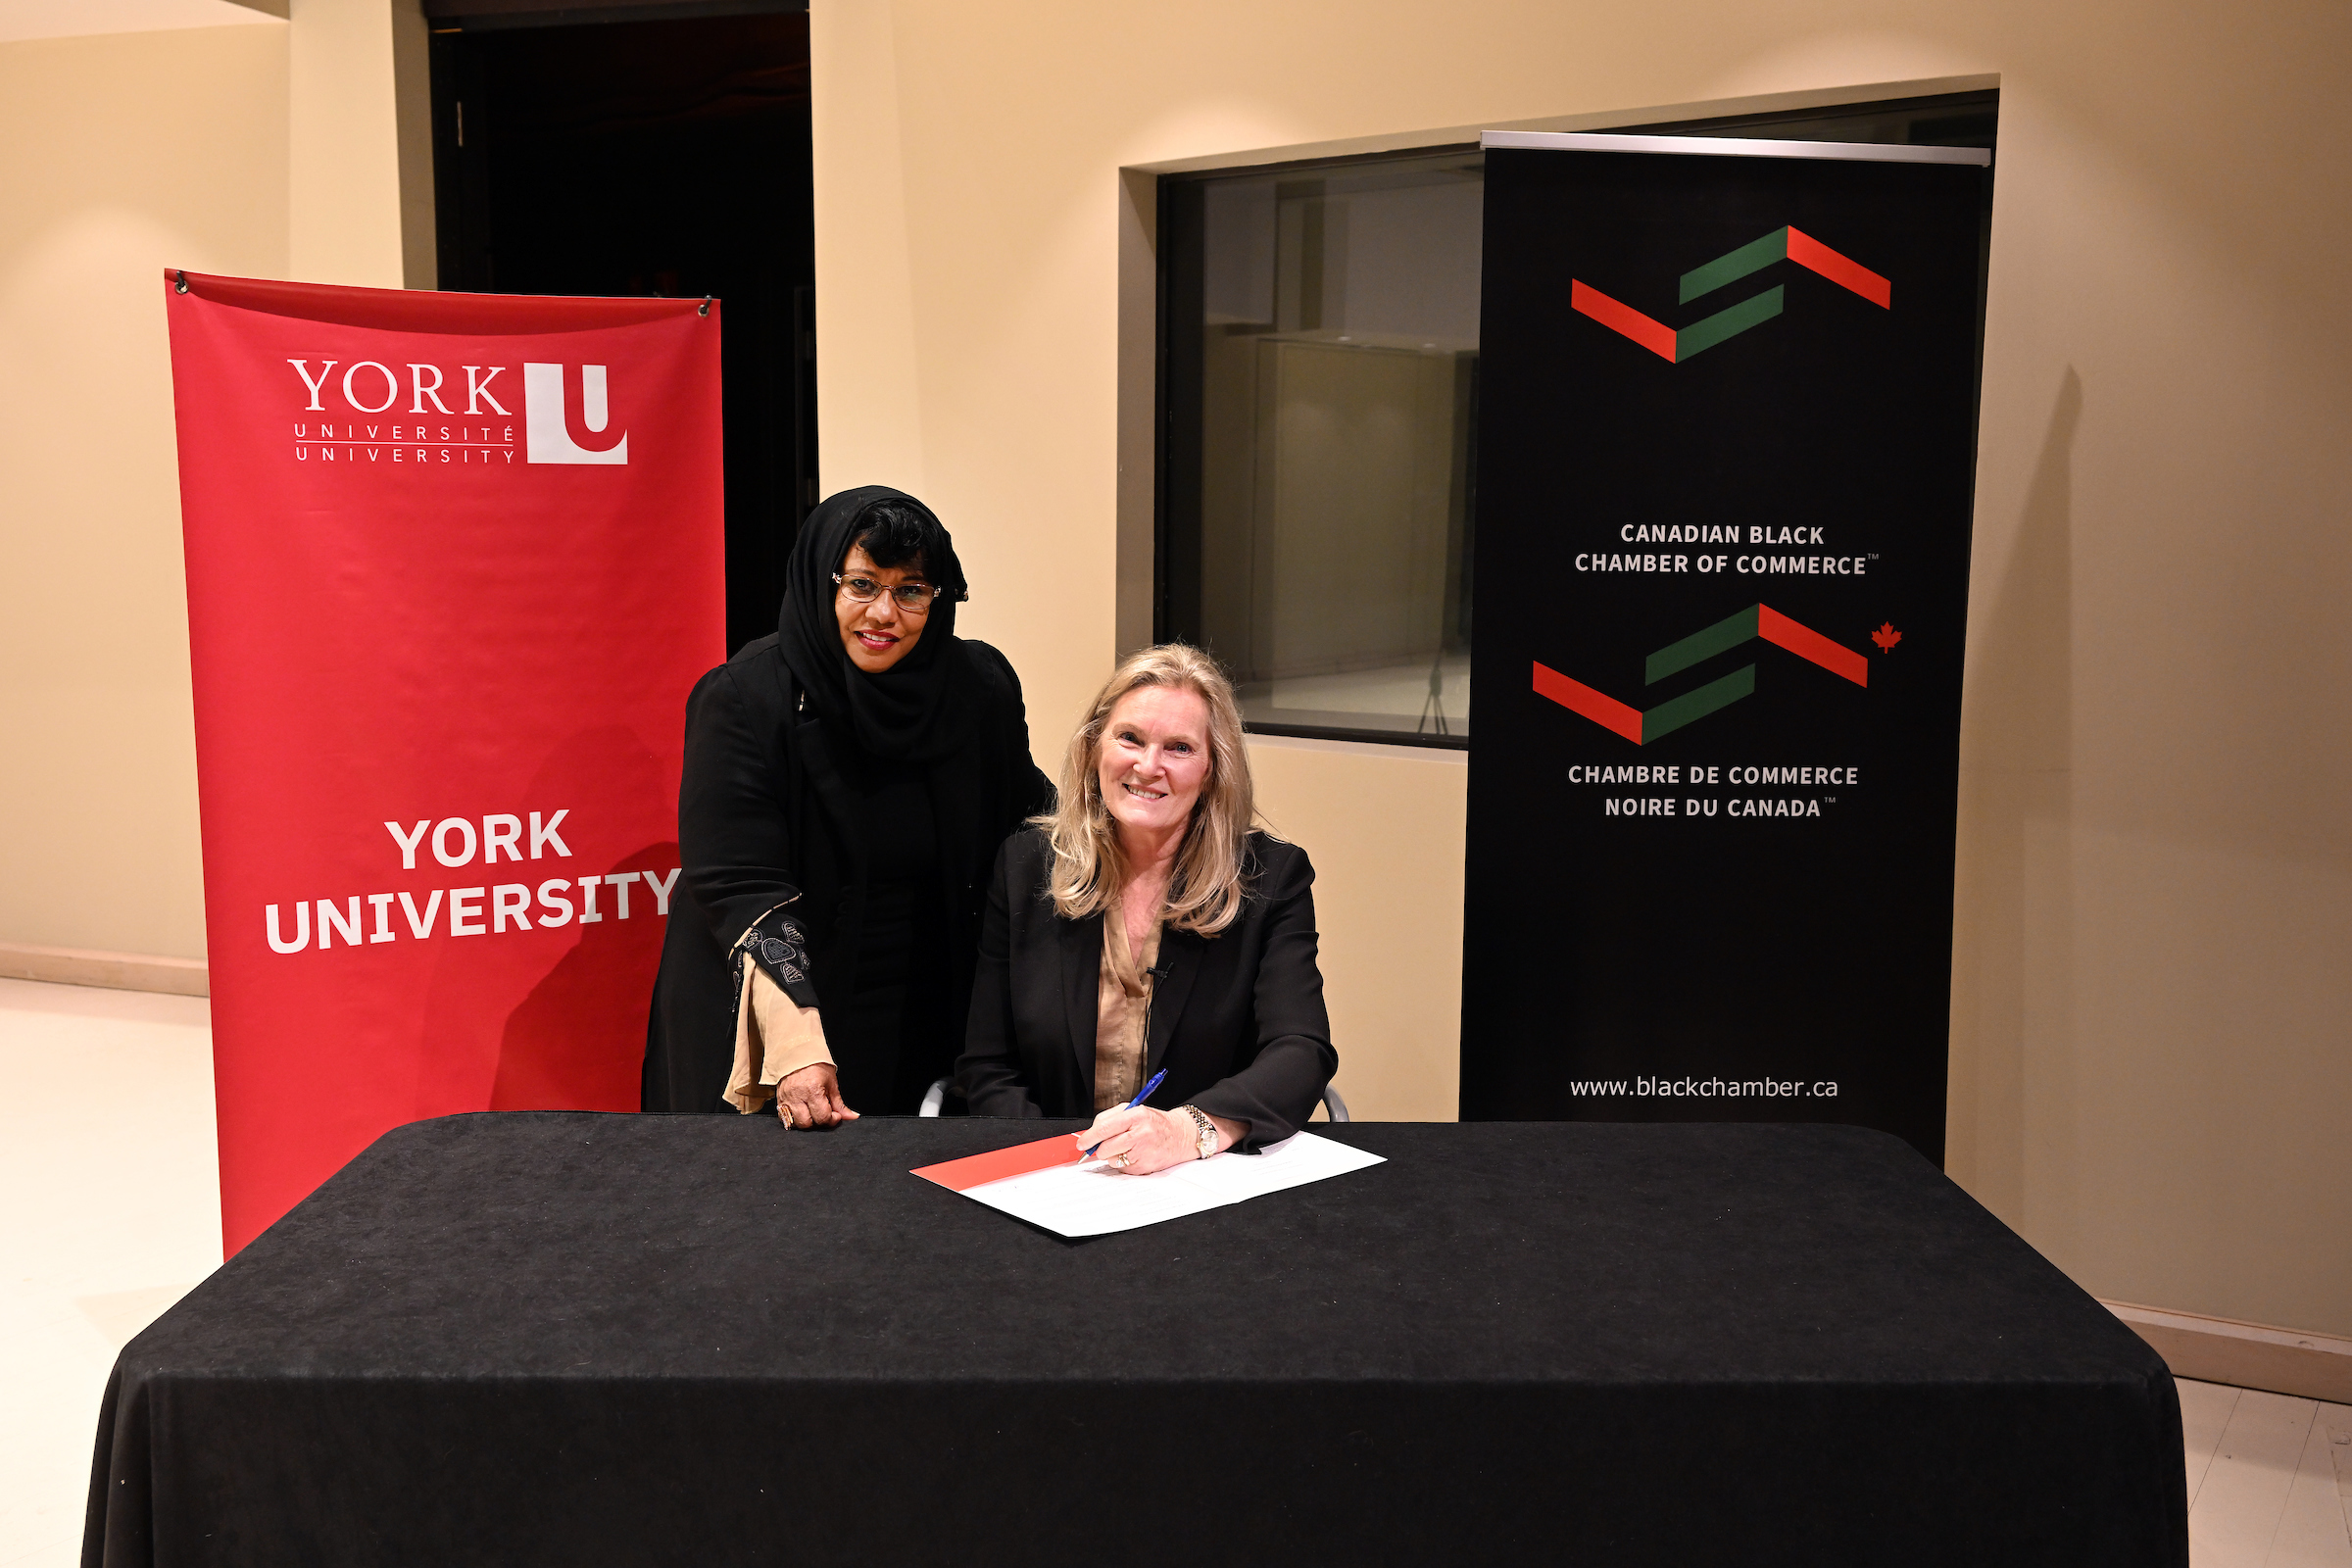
[1871,622,1902,652]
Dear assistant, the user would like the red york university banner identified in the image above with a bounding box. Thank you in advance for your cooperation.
[165,273,724,1253]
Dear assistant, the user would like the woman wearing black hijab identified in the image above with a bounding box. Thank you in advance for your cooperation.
[643,487,1053,1122]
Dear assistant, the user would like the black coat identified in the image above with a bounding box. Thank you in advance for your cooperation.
[642,635,1054,1113]
[956,826,1337,1150]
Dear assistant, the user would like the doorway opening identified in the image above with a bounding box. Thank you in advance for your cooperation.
[429,7,815,654]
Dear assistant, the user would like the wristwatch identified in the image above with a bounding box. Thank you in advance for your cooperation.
[1181,1103,1217,1161]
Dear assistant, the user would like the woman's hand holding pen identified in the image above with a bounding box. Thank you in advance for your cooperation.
[1076,1105,1195,1176]
[1078,1103,1243,1175]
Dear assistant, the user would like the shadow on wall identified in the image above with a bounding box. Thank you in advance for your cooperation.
[492,840,680,1110]
[1950,368,2080,1224]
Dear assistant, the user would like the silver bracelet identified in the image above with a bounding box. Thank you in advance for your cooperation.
[1181,1103,1217,1160]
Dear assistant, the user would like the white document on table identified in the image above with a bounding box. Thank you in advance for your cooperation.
[947,1132,1386,1238]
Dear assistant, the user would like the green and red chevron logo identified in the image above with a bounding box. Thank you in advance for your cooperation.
[1572,225,1889,363]
[1535,603,1868,744]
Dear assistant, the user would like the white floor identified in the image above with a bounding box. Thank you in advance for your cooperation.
[2,973,2346,1566]
[2183,1377,2352,1567]
[1,977,220,1568]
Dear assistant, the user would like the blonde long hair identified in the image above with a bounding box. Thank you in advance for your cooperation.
[1037,643,1264,936]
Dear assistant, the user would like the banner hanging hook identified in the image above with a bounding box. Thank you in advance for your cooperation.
[174,270,189,295]
[698,296,710,317]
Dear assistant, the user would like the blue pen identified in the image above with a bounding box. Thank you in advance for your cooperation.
[1079,1068,1168,1157]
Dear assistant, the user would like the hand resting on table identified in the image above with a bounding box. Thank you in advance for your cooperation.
[775,1061,859,1130]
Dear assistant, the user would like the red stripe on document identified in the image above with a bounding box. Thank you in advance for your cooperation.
[1785,228,1891,308]
[1570,279,1679,362]
[1757,605,1869,686]
[912,1133,1084,1192]
[1534,661,1644,743]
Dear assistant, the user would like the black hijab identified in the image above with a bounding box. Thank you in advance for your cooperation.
[777,486,967,761]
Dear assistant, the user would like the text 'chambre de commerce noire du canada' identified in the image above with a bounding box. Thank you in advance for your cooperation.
[261,811,680,955]
[1570,762,1860,820]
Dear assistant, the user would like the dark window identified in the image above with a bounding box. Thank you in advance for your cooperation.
[1155,90,1994,747]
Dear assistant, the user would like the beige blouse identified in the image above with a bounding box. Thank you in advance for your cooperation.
[722,965,834,1113]
[1094,911,1162,1111]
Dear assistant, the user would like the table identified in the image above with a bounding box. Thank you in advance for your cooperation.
[84,1115,2185,1566]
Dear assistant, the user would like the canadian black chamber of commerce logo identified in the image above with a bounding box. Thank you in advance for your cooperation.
[1533,224,1902,748]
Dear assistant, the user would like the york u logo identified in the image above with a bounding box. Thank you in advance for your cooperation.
[522,363,627,466]
[284,358,629,466]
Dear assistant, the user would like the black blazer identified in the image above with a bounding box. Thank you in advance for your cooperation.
[956,827,1337,1150]
[642,634,1053,1113]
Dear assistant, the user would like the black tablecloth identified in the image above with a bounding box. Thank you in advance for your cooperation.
[85,1115,2184,1567]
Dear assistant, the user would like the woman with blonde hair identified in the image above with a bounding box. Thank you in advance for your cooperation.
[956,644,1336,1171]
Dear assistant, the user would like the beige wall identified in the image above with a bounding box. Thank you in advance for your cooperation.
[0,3,416,964]
[811,0,2352,1336]
[1245,736,1467,1123]
[288,0,410,288]
[0,24,291,961]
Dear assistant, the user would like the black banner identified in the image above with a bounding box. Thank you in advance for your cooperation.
[1461,136,1989,1159]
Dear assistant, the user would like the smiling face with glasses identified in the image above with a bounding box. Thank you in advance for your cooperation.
[833,545,952,673]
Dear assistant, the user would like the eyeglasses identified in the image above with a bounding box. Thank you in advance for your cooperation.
[833,573,960,613]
